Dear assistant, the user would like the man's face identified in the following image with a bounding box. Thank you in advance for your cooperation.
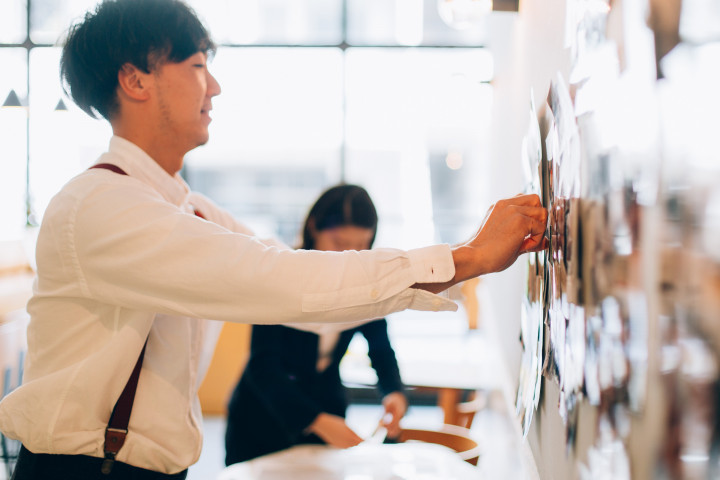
[153,51,221,151]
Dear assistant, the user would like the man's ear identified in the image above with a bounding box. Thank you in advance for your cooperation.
[117,63,152,101]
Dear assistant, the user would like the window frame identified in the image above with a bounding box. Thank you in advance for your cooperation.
[1,0,490,227]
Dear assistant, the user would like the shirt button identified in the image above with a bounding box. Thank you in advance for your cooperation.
[370,289,380,300]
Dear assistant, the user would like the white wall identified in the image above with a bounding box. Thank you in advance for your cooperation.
[483,0,573,383]
[481,2,592,479]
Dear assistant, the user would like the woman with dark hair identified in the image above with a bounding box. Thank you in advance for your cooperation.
[224,184,408,465]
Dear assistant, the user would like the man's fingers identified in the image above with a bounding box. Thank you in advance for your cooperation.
[518,211,548,237]
[512,205,548,224]
[504,193,542,207]
[520,235,548,253]
[517,214,549,253]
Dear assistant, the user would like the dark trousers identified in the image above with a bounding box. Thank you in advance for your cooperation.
[11,446,187,480]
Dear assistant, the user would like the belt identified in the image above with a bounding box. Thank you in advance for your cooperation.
[12,446,188,480]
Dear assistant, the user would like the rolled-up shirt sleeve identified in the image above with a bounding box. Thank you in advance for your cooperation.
[55,176,457,327]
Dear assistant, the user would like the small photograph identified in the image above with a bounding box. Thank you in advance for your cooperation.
[516,297,544,438]
[549,73,581,200]
[523,93,543,198]
[570,0,612,84]
[578,413,631,480]
[584,310,602,407]
[566,197,583,306]
[564,305,586,397]
[539,101,557,211]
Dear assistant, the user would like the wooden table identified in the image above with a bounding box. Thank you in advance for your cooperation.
[341,332,501,425]
[218,443,480,480]
[399,360,492,426]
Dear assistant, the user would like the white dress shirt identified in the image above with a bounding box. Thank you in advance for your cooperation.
[0,136,457,474]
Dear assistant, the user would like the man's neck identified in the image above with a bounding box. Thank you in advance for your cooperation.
[112,125,184,176]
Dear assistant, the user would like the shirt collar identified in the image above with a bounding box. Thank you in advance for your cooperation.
[106,135,191,208]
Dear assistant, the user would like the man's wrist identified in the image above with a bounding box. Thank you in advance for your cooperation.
[411,244,484,294]
[451,244,484,282]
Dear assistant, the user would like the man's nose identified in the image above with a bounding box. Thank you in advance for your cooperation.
[207,71,221,97]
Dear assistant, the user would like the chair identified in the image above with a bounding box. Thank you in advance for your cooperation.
[453,389,489,429]
[396,424,481,466]
[0,309,29,479]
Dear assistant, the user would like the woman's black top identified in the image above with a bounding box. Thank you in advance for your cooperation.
[224,319,403,465]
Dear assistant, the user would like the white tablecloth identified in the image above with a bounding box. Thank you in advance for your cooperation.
[218,443,480,480]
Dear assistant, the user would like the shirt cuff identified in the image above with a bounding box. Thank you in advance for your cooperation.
[406,289,458,312]
[407,244,455,283]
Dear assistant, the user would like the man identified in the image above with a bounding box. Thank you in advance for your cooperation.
[0,0,547,478]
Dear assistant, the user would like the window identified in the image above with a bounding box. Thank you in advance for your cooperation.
[30,0,99,44]
[0,49,27,241]
[344,48,493,248]
[28,48,112,222]
[346,0,489,46]
[189,0,343,45]
[2,0,493,250]
[0,1,26,44]
[184,47,344,241]
[181,0,494,246]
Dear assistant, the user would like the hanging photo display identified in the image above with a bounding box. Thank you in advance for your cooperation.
[516,0,652,457]
[517,1,720,477]
[517,95,546,437]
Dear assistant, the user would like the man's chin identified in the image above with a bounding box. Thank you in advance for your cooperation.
[195,132,210,147]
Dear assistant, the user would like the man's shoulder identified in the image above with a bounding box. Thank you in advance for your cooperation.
[45,167,162,219]
[67,166,155,196]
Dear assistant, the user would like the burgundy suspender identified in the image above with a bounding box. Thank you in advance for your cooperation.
[90,163,128,176]
[102,343,147,474]
[89,163,204,474]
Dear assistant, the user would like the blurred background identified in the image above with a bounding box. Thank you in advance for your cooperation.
[3,1,719,480]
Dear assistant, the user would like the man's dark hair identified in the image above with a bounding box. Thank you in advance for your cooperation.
[301,184,379,250]
[60,0,216,120]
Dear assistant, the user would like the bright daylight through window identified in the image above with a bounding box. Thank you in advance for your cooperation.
[1,0,493,252]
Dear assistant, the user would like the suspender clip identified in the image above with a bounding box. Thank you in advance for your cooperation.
[102,427,128,475]
[101,453,116,475]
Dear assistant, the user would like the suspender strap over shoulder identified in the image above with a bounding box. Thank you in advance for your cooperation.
[89,162,204,475]
[90,163,129,176]
[90,163,139,474]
